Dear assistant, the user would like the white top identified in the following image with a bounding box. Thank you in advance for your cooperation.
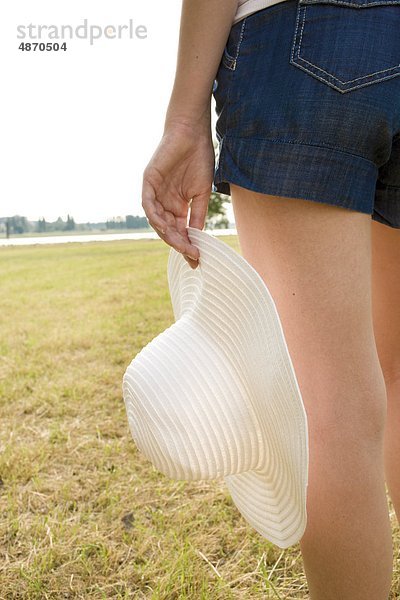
[233,0,288,24]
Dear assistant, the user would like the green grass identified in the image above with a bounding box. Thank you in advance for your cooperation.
[0,238,399,599]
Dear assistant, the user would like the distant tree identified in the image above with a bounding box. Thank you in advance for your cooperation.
[137,216,149,229]
[205,192,231,230]
[126,215,149,229]
[37,217,46,232]
[65,214,75,231]
[106,216,130,229]
[54,217,65,231]
[7,215,29,234]
[125,215,135,229]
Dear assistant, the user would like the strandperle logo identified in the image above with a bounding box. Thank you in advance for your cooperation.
[17,19,148,46]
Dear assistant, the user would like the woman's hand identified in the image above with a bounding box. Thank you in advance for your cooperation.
[140,0,239,270]
[142,119,215,270]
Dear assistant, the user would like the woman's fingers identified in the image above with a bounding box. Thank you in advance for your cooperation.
[142,172,205,269]
[163,226,200,261]
[142,180,201,260]
[189,192,210,231]
[142,178,168,234]
[148,214,200,268]
[152,223,166,236]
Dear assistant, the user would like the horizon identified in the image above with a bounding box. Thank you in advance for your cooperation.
[0,213,149,224]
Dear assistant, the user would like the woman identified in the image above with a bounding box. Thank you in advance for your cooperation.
[141,0,400,597]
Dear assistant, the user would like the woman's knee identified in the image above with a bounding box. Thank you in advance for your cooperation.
[299,355,387,453]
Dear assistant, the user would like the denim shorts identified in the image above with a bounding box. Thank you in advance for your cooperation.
[212,0,400,228]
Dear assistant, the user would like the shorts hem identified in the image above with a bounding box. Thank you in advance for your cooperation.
[212,135,378,216]
[371,210,400,229]
[372,187,400,228]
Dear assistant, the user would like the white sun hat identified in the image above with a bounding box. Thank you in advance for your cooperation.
[122,226,309,549]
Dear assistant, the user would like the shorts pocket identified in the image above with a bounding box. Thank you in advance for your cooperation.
[221,17,248,70]
[290,0,400,93]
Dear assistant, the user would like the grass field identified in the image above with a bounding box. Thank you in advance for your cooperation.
[0,237,399,599]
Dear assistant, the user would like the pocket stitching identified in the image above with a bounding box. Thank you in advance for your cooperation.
[299,6,400,83]
[290,4,400,92]
[222,18,247,71]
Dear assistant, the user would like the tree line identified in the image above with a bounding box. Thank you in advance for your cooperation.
[1,193,231,237]
[0,214,150,237]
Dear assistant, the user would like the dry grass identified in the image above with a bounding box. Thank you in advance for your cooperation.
[0,237,399,599]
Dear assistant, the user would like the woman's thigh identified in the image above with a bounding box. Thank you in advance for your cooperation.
[230,184,386,438]
[371,219,400,384]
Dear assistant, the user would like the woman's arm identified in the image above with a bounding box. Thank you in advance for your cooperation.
[165,0,240,129]
[142,0,239,269]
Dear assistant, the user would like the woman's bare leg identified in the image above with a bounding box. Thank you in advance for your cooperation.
[371,220,400,521]
[230,183,393,600]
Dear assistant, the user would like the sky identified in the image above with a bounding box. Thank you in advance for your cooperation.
[0,0,228,224]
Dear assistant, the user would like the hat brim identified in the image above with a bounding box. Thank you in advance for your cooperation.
[167,227,309,549]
